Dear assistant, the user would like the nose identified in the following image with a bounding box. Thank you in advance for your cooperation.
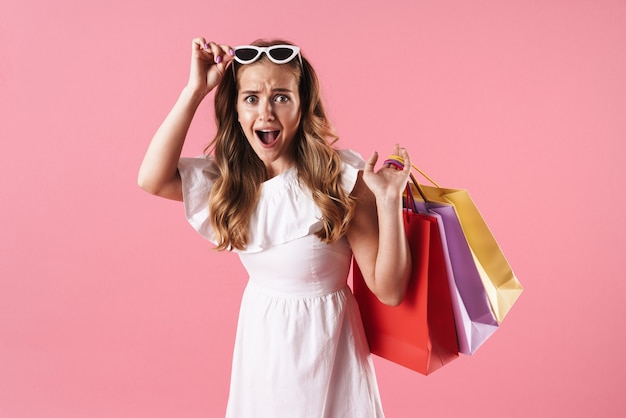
[258,98,275,121]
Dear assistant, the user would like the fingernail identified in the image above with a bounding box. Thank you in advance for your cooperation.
[229,48,234,56]
[204,42,209,49]
[216,55,222,64]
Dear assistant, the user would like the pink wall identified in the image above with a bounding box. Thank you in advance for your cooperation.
[1,0,625,417]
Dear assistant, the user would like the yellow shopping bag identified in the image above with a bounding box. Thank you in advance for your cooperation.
[389,156,523,323]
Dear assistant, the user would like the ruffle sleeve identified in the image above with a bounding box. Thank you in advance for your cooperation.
[178,156,220,245]
[337,149,365,193]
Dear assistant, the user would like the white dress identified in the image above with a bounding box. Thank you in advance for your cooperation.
[178,150,385,418]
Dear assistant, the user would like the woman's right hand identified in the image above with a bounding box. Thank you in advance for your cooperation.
[187,38,235,97]
[138,38,234,200]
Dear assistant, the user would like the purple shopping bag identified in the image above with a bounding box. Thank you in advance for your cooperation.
[413,201,498,354]
[388,157,499,355]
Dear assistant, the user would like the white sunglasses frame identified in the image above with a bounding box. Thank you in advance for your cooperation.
[232,45,303,66]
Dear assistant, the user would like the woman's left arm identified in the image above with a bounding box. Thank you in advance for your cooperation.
[346,146,412,306]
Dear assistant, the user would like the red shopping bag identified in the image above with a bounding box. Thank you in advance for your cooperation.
[353,210,459,375]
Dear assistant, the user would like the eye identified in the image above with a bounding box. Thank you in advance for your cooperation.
[274,94,290,103]
[244,95,258,104]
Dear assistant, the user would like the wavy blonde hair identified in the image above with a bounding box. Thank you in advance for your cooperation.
[206,39,355,251]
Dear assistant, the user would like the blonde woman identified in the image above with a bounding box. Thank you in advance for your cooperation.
[138,38,412,417]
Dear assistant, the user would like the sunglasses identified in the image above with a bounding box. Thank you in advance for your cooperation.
[233,45,302,66]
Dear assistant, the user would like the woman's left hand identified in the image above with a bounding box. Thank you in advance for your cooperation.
[362,145,411,203]
[348,144,412,305]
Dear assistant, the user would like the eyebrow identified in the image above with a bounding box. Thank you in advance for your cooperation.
[239,88,294,95]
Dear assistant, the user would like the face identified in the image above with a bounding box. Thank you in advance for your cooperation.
[236,60,301,177]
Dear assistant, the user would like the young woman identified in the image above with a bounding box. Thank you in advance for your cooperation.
[138,37,412,417]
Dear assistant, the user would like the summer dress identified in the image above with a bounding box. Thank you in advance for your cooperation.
[178,149,385,418]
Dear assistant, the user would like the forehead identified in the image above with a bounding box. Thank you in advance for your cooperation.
[236,61,299,91]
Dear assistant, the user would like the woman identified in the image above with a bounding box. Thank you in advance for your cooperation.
[138,37,412,417]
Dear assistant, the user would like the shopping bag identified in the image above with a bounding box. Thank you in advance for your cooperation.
[418,203,499,354]
[390,156,523,324]
[385,157,499,355]
[353,210,459,375]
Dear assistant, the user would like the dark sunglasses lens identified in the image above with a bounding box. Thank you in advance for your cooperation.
[269,47,295,61]
[235,48,259,62]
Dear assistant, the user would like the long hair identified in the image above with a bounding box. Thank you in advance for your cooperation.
[206,39,355,251]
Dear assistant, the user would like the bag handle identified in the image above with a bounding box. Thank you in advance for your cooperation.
[383,155,438,212]
[386,155,441,188]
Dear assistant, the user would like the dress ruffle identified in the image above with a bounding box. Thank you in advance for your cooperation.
[178,149,365,253]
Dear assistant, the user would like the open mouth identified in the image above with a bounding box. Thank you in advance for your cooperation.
[255,130,280,145]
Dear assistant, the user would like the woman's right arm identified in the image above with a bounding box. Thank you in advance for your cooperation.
[137,38,234,201]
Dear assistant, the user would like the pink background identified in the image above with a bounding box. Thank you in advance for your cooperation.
[1,0,625,417]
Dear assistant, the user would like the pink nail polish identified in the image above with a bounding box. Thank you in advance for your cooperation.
[216,55,222,64]
[204,42,209,49]
[229,48,234,56]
